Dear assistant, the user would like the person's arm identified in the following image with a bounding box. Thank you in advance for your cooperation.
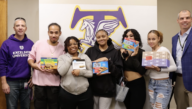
[57,55,73,76]
[145,48,177,73]
[170,37,177,82]
[1,76,10,94]
[161,50,177,72]
[28,43,45,72]
[0,43,10,94]
[108,50,123,79]
[28,59,44,72]
[78,55,93,78]
[128,49,147,75]
[122,48,147,75]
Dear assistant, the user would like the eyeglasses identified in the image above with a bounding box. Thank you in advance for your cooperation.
[15,17,26,22]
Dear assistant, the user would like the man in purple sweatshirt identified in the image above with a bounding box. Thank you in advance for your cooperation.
[0,17,34,109]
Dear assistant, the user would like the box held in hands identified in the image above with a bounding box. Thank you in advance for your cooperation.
[72,59,86,69]
[122,38,139,52]
[41,57,58,69]
[142,52,170,68]
[92,61,109,74]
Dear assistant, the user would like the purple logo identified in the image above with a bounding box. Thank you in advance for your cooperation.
[71,6,128,51]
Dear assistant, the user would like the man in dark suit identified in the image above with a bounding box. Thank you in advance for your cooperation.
[172,10,192,109]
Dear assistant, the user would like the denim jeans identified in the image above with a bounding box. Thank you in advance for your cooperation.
[148,78,172,109]
[5,79,31,109]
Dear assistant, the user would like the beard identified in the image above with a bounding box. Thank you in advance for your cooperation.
[50,39,57,44]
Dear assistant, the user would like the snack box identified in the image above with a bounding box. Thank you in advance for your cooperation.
[40,57,58,69]
[92,61,109,74]
[122,38,139,52]
[142,52,170,68]
[72,59,86,69]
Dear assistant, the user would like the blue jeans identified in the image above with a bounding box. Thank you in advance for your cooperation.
[5,79,31,109]
[148,78,172,109]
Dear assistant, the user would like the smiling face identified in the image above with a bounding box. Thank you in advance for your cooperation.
[96,31,109,46]
[48,25,61,44]
[67,39,79,55]
[147,32,160,48]
[177,11,192,32]
[126,31,135,40]
[13,20,27,37]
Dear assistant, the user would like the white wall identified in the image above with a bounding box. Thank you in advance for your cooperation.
[8,0,192,109]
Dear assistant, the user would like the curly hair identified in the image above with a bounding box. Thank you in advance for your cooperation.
[122,29,143,48]
[64,36,81,53]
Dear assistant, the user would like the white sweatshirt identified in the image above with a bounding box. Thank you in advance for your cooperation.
[147,46,177,79]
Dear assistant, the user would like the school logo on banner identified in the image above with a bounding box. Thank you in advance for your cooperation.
[39,4,157,52]
[70,6,128,52]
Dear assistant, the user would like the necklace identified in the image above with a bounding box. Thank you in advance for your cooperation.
[48,41,58,56]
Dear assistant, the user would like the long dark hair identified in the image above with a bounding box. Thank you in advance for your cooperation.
[122,29,143,48]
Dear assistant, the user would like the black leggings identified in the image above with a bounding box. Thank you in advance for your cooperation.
[59,87,93,109]
[34,85,60,109]
[123,76,146,109]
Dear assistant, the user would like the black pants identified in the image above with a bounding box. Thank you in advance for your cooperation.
[59,87,93,109]
[34,85,60,109]
[123,76,146,109]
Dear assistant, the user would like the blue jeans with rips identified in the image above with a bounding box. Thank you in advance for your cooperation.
[5,79,31,109]
[148,78,172,109]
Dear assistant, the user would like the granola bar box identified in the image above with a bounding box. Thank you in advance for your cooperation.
[72,59,86,69]
[142,51,170,68]
[122,38,139,52]
[40,57,58,69]
[92,61,109,74]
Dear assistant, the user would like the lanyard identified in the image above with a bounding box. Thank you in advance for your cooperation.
[178,34,188,51]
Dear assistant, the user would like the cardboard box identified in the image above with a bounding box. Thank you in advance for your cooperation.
[92,61,109,74]
[72,59,86,69]
[122,38,139,52]
[142,52,170,68]
[40,57,58,69]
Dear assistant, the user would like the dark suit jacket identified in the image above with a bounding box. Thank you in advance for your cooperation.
[171,28,192,91]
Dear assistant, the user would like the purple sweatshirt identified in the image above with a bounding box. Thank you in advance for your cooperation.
[0,34,34,80]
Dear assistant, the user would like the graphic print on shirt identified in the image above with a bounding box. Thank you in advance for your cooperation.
[19,45,24,50]
[12,45,31,58]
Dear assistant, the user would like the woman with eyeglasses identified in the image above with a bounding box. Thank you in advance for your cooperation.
[120,29,147,109]
[85,29,123,109]
[57,36,93,109]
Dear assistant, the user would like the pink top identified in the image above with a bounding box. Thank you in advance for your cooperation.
[28,40,64,86]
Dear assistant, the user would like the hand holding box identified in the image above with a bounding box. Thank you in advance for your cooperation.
[41,57,58,69]
[142,52,170,68]
[72,59,86,69]
[122,38,139,52]
[92,61,109,74]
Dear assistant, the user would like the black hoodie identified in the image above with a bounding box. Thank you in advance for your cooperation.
[85,38,123,97]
